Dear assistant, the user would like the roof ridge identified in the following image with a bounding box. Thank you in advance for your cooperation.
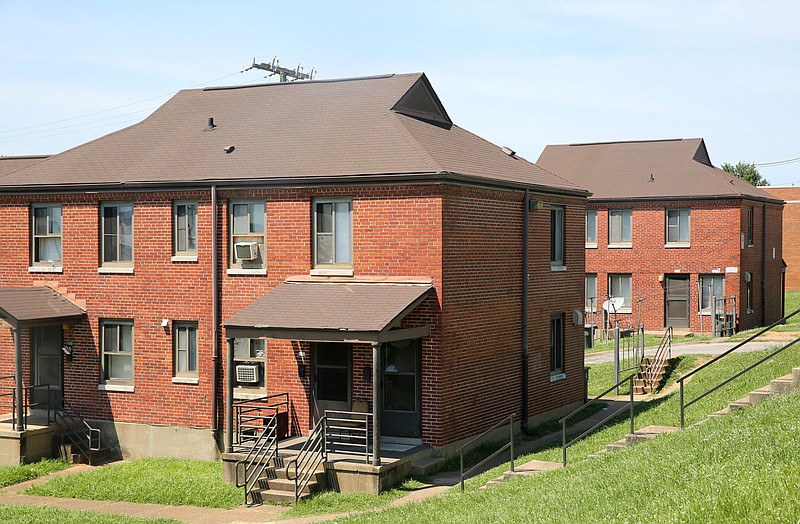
[566,138,692,147]
[202,73,423,92]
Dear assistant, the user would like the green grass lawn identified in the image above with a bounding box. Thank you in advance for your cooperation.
[0,505,179,524]
[339,389,800,523]
[25,458,242,509]
[0,459,69,489]
[586,355,704,397]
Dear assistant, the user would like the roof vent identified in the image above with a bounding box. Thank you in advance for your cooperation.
[204,117,217,132]
[501,146,516,157]
[224,145,235,154]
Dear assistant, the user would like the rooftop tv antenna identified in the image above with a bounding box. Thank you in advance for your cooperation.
[243,57,316,82]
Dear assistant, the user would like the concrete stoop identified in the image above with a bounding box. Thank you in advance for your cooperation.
[587,425,680,459]
[479,460,562,490]
[707,366,800,421]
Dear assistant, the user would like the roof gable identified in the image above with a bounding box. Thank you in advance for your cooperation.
[392,75,451,125]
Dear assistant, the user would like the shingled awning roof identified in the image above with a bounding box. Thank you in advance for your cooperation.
[0,287,86,328]
[225,280,433,343]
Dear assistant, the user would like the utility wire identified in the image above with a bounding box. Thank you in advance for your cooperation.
[0,70,245,137]
[755,157,800,167]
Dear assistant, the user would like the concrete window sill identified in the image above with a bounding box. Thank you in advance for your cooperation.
[585,243,598,249]
[310,268,354,277]
[608,243,633,249]
[28,266,63,273]
[226,268,268,276]
[550,373,567,383]
[665,242,691,249]
[172,377,199,385]
[98,266,134,274]
[550,265,567,272]
[171,255,198,263]
[98,383,134,393]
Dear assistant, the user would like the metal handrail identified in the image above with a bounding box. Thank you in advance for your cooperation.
[53,390,101,463]
[325,409,373,464]
[678,308,800,428]
[286,416,327,502]
[0,382,56,430]
[457,413,515,492]
[645,326,673,391]
[234,393,288,451]
[235,416,279,506]
[560,374,635,466]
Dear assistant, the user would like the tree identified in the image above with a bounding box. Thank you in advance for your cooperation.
[721,161,770,186]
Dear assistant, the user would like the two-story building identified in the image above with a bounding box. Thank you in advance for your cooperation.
[537,138,784,335]
[0,73,589,477]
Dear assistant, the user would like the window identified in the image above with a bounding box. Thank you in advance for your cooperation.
[173,200,197,256]
[609,274,632,309]
[550,205,565,268]
[101,202,133,265]
[747,207,754,247]
[549,314,565,376]
[585,209,597,247]
[32,203,62,266]
[700,275,724,313]
[102,320,133,382]
[233,338,266,360]
[609,209,632,246]
[585,274,597,310]
[313,198,352,267]
[230,201,266,268]
[174,322,198,378]
[666,208,690,245]
[745,272,753,312]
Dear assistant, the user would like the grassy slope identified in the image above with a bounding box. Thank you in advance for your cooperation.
[0,505,179,524]
[341,390,800,523]
[0,459,69,489]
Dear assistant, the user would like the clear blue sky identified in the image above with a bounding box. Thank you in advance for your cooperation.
[2,1,799,184]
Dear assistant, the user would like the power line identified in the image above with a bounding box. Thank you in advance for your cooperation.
[755,157,800,168]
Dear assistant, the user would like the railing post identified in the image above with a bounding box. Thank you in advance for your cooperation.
[679,380,685,429]
[460,452,464,492]
[613,326,620,394]
[629,375,634,436]
[562,417,567,466]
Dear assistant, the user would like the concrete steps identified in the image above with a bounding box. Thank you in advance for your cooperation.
[707,367,800,419]
[587,425,680,459]
[632,357,668,395]
[244,453,326,504]
[480,460,562,490]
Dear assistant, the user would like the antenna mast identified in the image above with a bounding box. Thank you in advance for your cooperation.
[244,57,316,82]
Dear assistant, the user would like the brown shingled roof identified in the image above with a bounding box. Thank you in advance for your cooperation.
[0,74,585,196]
[225,281,432,342]
[0,155,50,176]
[536,138,780,203]
[0,287,86,327]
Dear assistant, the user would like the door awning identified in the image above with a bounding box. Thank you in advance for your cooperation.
[224,279,433,343]
[0,286,86,328]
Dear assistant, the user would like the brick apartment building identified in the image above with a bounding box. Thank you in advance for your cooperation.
[0,73,589,467]
[761,186,797,291]
[538,138,784,335]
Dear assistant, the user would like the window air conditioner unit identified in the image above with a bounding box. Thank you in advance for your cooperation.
[234,241,259,261]
[236,364,259,384]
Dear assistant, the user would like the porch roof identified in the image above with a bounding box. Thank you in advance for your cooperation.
[224,279,433,343]
[0,287,86,328]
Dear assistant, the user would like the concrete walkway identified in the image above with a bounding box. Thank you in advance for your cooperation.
[0,400,634,523]
[584,334,796,365]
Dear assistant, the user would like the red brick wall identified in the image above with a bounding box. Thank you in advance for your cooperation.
[0,181,586,449]
[585,200,783,333]
[762,187,796,290]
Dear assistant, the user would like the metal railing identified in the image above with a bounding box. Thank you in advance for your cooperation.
[613,324,645,393]
[233,393,289,451]
[679,308,800,428]
[560,374,635,466]
[286,416,327,502]
[0,379,57,430]
[644,326,673,391]
[325,409,373,464]
[53,390,100,463]
[235,415,279,506]
[457,413,515,492]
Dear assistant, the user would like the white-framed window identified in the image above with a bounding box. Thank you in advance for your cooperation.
[609,274,632,310]
[550,313,565,376]
[609,209,632,246]
[32,203,62,266]
[551,205,565,268]
[585,209,598,247]
[747,207,754,247]
[173,200,197,256]
[174,322,198,378]
[233,338,266,361]
[585,274,597,310]
[102,320,133,383]
[313,198,352,267]
[230,201,266,268]
[700,275,725,314]
[101,202,133,265]
[666,208,690,245]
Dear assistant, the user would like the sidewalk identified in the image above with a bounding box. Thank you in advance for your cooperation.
[0,401,633,524]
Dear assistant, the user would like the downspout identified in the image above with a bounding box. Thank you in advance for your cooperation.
[521,190,529,433]
[211,186,220,433]
[13,326,23,431]
[761,203,766,326]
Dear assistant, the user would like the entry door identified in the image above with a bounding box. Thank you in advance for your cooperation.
[313,343,351,418]
[380,339,422,439]
[32,325,63,408]
[665,276,690,328]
